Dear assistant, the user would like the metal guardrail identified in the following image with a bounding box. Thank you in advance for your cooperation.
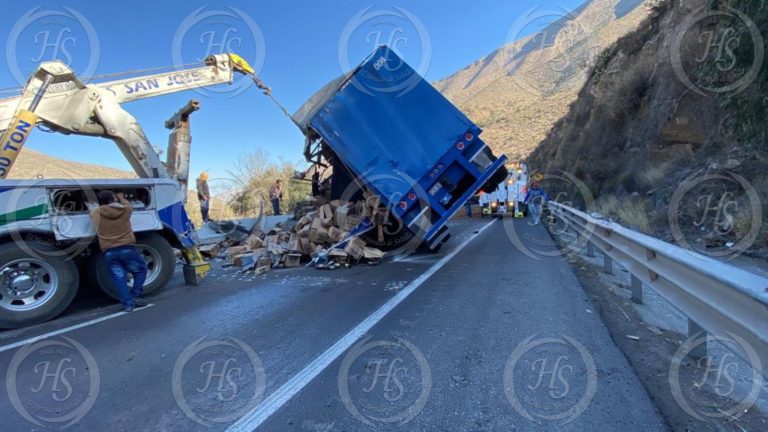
[548,202,768,377]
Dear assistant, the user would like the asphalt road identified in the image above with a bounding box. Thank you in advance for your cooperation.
[0,218,668,431]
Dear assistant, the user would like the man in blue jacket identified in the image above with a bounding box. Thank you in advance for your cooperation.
[524,182,549,225]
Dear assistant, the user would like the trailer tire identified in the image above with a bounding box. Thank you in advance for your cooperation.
[0,241,79,329]
[88,233,175,300]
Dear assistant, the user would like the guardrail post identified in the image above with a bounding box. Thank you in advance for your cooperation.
[603,254,613,275]
[586,241,595,257]
[630,275,643,304]
[687,318,707,359]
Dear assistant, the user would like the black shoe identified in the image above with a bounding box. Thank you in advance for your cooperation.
[134,300,148,308]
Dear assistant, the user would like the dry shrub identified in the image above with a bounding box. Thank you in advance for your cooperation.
[638,162,671,188]
[598,195,653,233]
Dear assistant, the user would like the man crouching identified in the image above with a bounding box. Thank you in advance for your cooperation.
[91,191,148,312]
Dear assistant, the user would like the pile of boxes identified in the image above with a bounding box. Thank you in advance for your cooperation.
[198,194,388,273]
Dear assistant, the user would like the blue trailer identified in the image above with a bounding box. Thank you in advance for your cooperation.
[294,46,508,250]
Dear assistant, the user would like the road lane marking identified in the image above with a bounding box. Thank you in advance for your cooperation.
[227,220,497,432]
[0,304,155,354]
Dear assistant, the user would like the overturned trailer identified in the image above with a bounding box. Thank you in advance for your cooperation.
[293,46,508,251]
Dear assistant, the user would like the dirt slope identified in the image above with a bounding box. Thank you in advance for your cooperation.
[7,148,133,180]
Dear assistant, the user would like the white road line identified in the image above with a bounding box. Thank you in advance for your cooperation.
[0,303,155,354]
[227,220,496,432]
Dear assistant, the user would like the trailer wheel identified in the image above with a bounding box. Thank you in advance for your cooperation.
[88,233,176,300]
[0,241,79,329]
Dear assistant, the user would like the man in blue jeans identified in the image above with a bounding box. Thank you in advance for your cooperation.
[90,190,148,312]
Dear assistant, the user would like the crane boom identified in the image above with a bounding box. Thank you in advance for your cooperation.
[0,53,262,179]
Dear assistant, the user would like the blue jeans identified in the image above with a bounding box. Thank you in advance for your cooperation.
[271,198,281,215]
[104,245,148,307]
[200,199,210,222]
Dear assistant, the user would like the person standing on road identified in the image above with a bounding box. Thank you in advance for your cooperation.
[464,198,473,218]
[524,182,549,225]
[90,191,148,312]
[269,179,283,215]
[196,172,210,223]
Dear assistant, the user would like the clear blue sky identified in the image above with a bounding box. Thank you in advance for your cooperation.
[1,0,584,181]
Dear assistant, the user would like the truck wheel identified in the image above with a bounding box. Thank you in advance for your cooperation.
[89,233,176,300]
[0,241,79,329]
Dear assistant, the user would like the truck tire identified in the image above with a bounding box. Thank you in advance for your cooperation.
[88,233,175,301]
[0,241,79,329]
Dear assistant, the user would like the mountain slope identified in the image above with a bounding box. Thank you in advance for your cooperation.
[435,0,651,160]
[7,148,133,180]
[527,0,767,256]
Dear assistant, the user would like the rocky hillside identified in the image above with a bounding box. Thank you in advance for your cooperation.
[7,148,133,180]
[435,0,650,160]
[528,0,767,257]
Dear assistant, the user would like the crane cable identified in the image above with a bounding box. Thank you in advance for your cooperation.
[250,76,298,128]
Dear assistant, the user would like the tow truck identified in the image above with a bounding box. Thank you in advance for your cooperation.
[0,54,267,328]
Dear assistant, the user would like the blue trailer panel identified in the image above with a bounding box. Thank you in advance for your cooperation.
[295,46,507,247]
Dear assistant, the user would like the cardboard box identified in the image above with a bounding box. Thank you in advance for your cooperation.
[345,214,363,231]
[264,235,279,247]
[344,237,366,260]
[319,203,333,222]
[245,235,263,250]
[309,218,330,243]
[228,246,249,256]
[198,243,221,257]
[287,233,300,252]
[284,253,302,267]
[256,256,272,269]
[328,226,343,242]
[299,237,311,254]
[335,204,350,230]
[296,214,313,231]
[233,253,256,267]
[278,232,291,244]
[363,247,384,259]
[329,248,349,264]
[268,242,287,254]
[254,265,271,275]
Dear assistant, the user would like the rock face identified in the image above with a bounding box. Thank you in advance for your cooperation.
[527,0,767,256]
[435,0,650,160]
